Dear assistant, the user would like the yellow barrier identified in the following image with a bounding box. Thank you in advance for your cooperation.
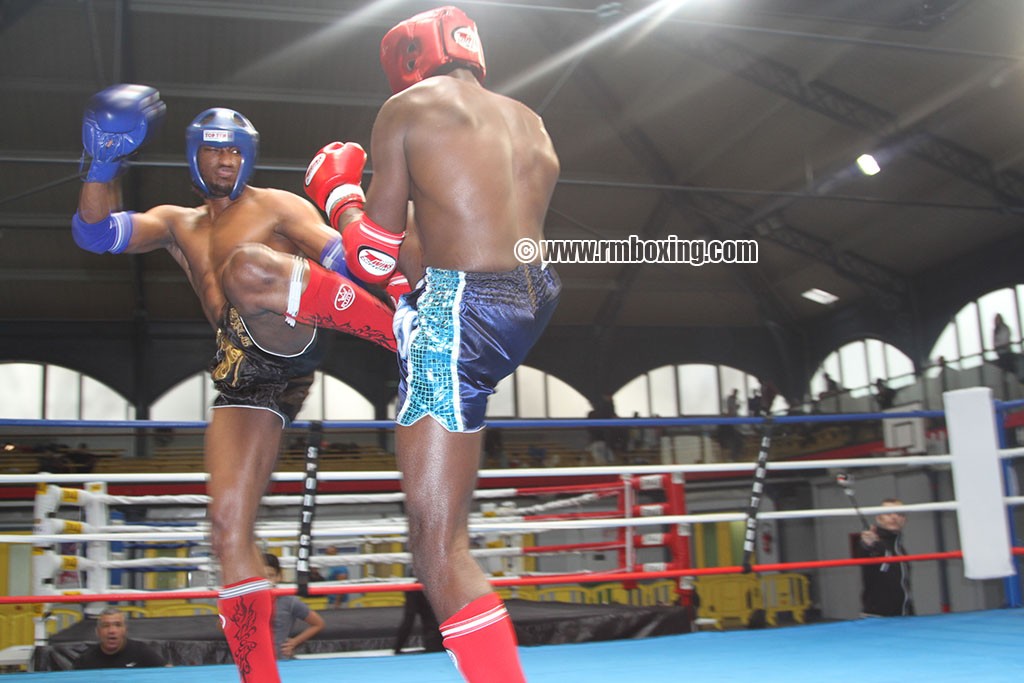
[694,574,762,629]
[0,605,36,650]
[347,592,405,608]
[534,585,591,604]
[695,573,811,629]
[760,573,809,625]
[494,585,537,602]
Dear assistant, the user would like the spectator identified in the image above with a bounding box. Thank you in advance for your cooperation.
[747,389,764,417]
[853,499,914,617]
[586,395,617,465]
[725,389,739,416]
[321,545,350,608]
[993,313,1017,376]
[73,607,167,670]
[263,553,325,659]
[873,378,896,411]
[718,389,744,461]
[822,372,842,396]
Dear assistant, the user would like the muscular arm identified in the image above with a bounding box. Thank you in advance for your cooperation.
[76,180,179,254]
[359,97,411,233]
[269,190,347,261]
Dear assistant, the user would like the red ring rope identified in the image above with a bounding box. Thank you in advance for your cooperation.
[6,548,1016,605]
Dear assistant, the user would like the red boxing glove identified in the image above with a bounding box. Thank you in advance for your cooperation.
[385,272,411,308]
[341,215,405,284]
[304,141,366,229]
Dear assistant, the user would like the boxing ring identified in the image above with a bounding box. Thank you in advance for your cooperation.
[0,386,1021,680]
[6,608,1024,682]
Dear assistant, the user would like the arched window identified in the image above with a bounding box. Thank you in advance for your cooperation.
[928,286,1023,371]
[614,364,787,416]
[150,371,374,421]
[810,340,915,400]
[0,362,132,420]
[385,365,589,419]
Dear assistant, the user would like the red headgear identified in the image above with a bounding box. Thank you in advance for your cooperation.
[380,6,486,94]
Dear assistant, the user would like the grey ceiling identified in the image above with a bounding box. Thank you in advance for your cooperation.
[1,0,1023,402]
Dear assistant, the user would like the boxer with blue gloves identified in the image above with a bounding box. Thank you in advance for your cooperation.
[72,85,399,683]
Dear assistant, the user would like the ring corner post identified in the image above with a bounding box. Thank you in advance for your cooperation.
[942,388,1017,600]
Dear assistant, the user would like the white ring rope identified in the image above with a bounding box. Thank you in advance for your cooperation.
[5,500,961,545]
[0,452,960,486]
[52,546,532,572]
[1001,446,1024,459]
[92,488,528,508]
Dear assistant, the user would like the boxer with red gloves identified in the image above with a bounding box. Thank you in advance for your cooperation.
[72,88,399,683]
[302,6,563,681]
[304,140,406,285]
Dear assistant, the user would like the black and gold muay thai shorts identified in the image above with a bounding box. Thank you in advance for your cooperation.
[208,306,324,425]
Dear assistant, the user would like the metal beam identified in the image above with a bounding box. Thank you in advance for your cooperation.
[561,57,797,332]
[678,31,1024,205]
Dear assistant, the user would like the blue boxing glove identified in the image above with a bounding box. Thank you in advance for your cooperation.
[81,84,166,183]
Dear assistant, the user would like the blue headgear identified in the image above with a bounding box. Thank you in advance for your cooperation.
[185,108,259,200]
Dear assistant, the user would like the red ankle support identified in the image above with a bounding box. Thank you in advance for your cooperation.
[293,260,396,351]
[441,593,526,683]
[218,578,280,683]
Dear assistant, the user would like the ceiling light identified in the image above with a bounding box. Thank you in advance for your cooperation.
[802,288,839,305]
[856,153,881,176]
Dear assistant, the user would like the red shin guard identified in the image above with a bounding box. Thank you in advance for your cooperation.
[293,260,396,351]
[218,578,280,683]
[441,593,526,683]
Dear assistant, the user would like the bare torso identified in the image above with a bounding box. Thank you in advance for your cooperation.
[368,73,560,274]
[134,187,327,328]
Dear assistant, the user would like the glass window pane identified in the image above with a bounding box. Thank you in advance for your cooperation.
[546,374,589,418]
[323,376,373,420]
[0,363,43,419]
[865,339,887,382]
[929,322,960,372]
[613,375,649,417]
[719,366,747,415]
[486,375,515,417]
[151,374,204,421]
[295,373,324,421]
[884,345,915,387]
[839,342,869,395]
[955,302,982,368]
[45,365,80,420]
[81,375,129,420]
[516,366,546,419]
[649,365,678,417]
[678,364,717,415]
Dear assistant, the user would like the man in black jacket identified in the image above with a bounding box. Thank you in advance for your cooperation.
[853,499,914,617]
[73,608,167,669]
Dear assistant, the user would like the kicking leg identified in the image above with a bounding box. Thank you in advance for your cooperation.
[222,243,395,351]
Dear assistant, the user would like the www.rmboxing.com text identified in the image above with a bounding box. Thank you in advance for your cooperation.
[514,235,759,265]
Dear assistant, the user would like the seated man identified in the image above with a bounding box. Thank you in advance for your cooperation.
[73,607,167,670]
